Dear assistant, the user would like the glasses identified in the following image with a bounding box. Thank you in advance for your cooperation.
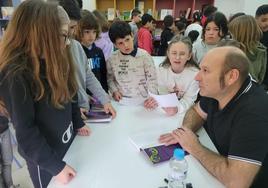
[60,34,70,45]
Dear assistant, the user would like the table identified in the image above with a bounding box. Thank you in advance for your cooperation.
[48,102,225,188]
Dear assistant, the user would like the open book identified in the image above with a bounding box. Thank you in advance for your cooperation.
[129,130,187,164]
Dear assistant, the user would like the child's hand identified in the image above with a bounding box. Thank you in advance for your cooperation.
[80,108,88,120]
[103,103,116,119]
[162,107,178,116]
[55,164,76,184]
[77,125,91,136]
[112,91,122,101]
[144,97,158,109]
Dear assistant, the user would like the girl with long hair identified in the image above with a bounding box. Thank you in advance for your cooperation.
[0,1,90,187]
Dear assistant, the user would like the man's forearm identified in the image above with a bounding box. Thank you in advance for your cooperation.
[181,105,204,132]
[192,145,230,183]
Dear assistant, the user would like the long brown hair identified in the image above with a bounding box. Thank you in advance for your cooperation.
[229,15,263,55]
[0,0,77,108]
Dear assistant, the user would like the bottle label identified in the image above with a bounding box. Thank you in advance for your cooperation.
[169,171,186,180]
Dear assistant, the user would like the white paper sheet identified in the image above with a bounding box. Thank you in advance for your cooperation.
[149,92,178,107]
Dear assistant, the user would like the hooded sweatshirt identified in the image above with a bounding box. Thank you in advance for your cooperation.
[246,43,267,83]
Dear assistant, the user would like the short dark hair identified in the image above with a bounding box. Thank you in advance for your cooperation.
[229,12,245,23]
[192,11,202,22]
[203,5,217,17]
[131,8,141,19]
[188,30,199,43]
[175,21,186,35]
[256,4,268,17]
[76,10,100,41]
[75,0,82,9]
[59,0,81,20]
[163,15,174,28]
[109,21,132,43]
[141,13,155,25]
[203,12,228,39]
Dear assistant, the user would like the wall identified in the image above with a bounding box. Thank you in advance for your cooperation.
[243,0,267,16]
[83,0,268,18]
[83,0,96,11]
[215,0,267,18]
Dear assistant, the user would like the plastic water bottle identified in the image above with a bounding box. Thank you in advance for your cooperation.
[168,148,188,188]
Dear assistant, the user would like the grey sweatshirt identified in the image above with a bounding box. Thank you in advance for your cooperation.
[70,39,110,110]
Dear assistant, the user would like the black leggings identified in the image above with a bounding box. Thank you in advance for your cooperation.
[27,161,53,188]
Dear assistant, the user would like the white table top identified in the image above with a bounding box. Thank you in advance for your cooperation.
[48,102,225,188]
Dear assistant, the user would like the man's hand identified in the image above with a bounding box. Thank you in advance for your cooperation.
[172,127,201,153]
[80,108,88,120]
[55,164,76,184]
[112,91,122,101]
[77,125,91,136]
[162,107,178,116]
[144,97,158,109]
[103,103,116,118]
[159,133,179,146]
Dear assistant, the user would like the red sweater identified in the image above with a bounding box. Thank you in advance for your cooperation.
[138,27,153,55]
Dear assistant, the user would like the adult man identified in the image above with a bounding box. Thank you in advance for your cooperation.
[160,47,268,187]
[256,4,268,90]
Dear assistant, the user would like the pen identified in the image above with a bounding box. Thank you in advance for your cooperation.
[164,178,168,184]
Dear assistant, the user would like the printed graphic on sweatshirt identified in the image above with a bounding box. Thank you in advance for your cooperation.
[62,121,73,144]
[88,56,101,70]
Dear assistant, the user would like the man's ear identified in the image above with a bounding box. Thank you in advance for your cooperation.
[226,69,239,85]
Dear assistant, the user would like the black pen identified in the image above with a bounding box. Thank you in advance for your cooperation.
[164,178,168,184]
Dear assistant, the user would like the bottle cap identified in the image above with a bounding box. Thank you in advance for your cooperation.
[173,148,185,160]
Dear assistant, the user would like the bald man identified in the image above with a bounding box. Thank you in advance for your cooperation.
[160,47,268,188]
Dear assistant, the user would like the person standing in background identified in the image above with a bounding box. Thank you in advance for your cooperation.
[184,11,203,40]
[256,4,268,90]
[229,15,267,84]
[193,12,228,64]
[93,10,114,61]
[128,8,142,48]
[138,13,155,55]
[201,5,217,26]
[158,15,175,56]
